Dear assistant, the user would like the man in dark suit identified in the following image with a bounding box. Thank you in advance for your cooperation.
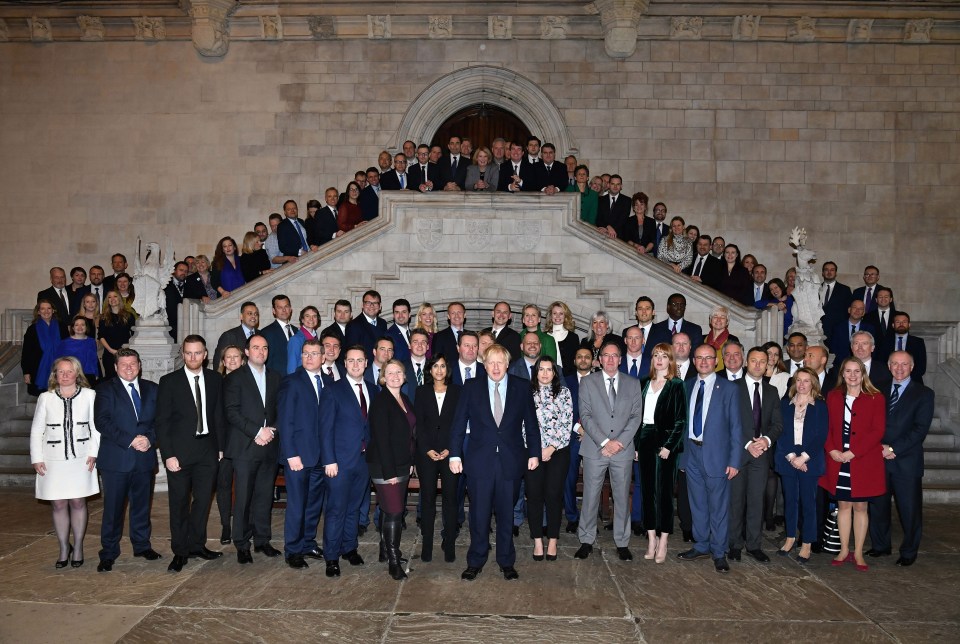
[508,331,540,381]
[728,347,783,563]
[750,265,772,305]
[224,334,282,564]
[319,345,377,578]
[345,290,389,361]
[321,299,352,345]
[276,199,311,259]
[94,348,161,572]
[482,301,521,363]
[649,293,703,353]
[259,294,296,375]
[852,265,885,315]
[164,261,188,341]
[683,235,724,289]
[639,202,669,256]
[408,144,440,192]
[829,330,891,392]
[828,300,875,363]
[359,167,382,221]
[379,153,412,191]
[431,302,467,369]
[535,143,569,194]
[886,313,926,383]
[596,175,632,240]
[101,253,129,294]
[450,344,540,581]
[498,143,540,192]
[403,329,430,403]
[450,330,484,386]
[803,344,836,392]
[863,287,896,356]
[37,266,71,322]
[437,136,469,190]
[213,301,259,371]
[621,296,657,377]
[819,261,854,346]
[277,337,327,569]
[867,351,935,566]
[678,344,743,573]
[386,298,413,362]
[672,332,697,541]
[155,335,225,572]
[87,265,106,312]
[305,187,341,247]
[563,347,593,533]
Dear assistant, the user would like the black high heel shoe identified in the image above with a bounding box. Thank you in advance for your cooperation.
[71,553,84,568]
[545,553,558,561]
[55,544,73,569]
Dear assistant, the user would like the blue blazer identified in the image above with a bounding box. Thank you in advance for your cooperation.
[775,397,829,478]
[452,362,486,386]
[94,376,159,473]
[828,320,877,361]
[649,318,703,352]
[260,320,292,375]
[319,377,378,471]
[449,375,540,481]
[277,367,324,468]
[508,357,535,381]
[345,314,389,361]
[386,324,411,362]
[681,377,743,477]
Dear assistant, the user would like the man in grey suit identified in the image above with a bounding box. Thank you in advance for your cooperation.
[574,339,643,561]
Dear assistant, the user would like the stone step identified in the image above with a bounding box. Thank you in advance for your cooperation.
[0,453,29,468]
[0,465,34,486]
[0,436,28,452]
[924,432,957,450]
[922,466,960,485]
[0,418,32,436]
[924,450,960,467]
[923,485,960,504]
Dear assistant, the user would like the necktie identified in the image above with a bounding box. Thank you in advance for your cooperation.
[640,327,646,354]
[493,381,503,426]
[94,287,101,308]
[286,324,295,339]
[294,220,308,252]
[326,366,333,377]
[465,366,472,380]
[400,173,406,189]
[514,164,520,176]
[406,329,411,343]
[607,377,616,409]
[422,164,427,180]
[694,256,703,277]
[881,311,886,329]
[58,289,68,313]
[897,336,903,351]
[529,364,535,379]
[611,196,616,208]
[129,383,142,418]
[656,225,663,247]
[629,359,638,378]
[314,374,323,401]
[356,383,367,419]
[851,324,856,339]
[889,383,901,410]
[693,380,705,438]
[865,287,874,312]
[194,375,204,435]
[756,285,762,300]
[825,284,832,304]
[415,363,423,386]
[451,156,458,171]
[752,381,762,439]
[546,164,552,172]
[671,323,677,336]
[795,362,802,373]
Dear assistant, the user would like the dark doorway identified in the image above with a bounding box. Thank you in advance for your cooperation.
[431,104,531,154]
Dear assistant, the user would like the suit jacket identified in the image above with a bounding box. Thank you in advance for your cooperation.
[414,382,461,456]
[437,154,469,189]
[214,325,253,371]
[155,368,224,466]
[402,358,427,403]
[596,193,632,239]
[852,284,892,314]
[649,318,703,352]
[94,376,159,473]
[319,376,376,471]
[452,361,486,386]
[260,320,292,375]
[431,326,462,369]
[224,364,281,462]
[366,389,414,479]
[508,357,537,381]
[578,371,643,462]
[277,367,324,467]
[681,376,743,477]
[882,380,935,477]
[305,207,339,247]
[863,308,896,348]
[386,323,411,362]
[683,253,724,290]
[883,334,927,380]
[276,217,310,258]
[828,320,877,361]
[359,185,380,221]
[449,374,539,479]
[497,158,541,192]
[638,217,666,253]
[380,169,411,191]
[820,389,886,497]
[320,321,346,344]
[619,324,657,375]
[535,162,568,193]
[345,313,389,361]
[734,377,784,467]
[37,286,71,321]
[820,281,854,343]
[482,326,521,364]
[463,164,499,192]
[564,373,584,429]
[775,397,828,478]
[636,377,688,453]
[408,161,440,191]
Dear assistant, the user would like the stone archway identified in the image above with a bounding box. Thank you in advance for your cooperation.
[392,65,578,156]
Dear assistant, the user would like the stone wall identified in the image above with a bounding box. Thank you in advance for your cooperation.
[1,36,958,321]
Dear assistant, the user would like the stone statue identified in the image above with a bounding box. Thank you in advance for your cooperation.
[788,227,823,338]
[132,238,178,323]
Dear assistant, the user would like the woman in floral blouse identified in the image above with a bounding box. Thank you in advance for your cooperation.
[526,355,573,561]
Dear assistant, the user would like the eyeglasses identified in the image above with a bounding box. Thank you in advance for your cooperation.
[301,351,322,358]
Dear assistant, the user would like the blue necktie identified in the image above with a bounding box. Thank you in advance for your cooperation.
[889,383,901,411]
[129,383,142,419]
[693,380,705,438]
[629,359,638,378]
[465,366,472,380]
[294,220,308,252]
[314,374,323,401]
[897,337,903,351]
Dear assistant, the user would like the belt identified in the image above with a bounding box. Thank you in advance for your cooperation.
[690,438,703,446]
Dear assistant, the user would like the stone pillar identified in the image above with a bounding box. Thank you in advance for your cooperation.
[182,0,237,57]
[588,0,649,59]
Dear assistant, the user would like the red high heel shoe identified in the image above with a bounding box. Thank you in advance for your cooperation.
[831,553,855,567]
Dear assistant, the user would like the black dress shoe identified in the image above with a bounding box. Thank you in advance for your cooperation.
[461,566,482,580]
[343,550,364,566]
[682,530,694,543]
[357,525,367,536]
[286,554,308,569]
[677,548,710,561]
[134,549,163,561]
[714,557,730,573]
[302,547,324,560]
[254,544,282,558]
[896,556,916,567]
[746,549,770,563]
[168,555,188,572]
[325,560,341,577]
[512,526,520,537]
[220,527,231,545]
[237,549,253,564]
[500,565,519,580]
[866,549,891,558]
[565,521,579,534]
[97,559,114,572]
[189,547,223,560]
[617,547,633,561]
[574,543,593,559]
[727,548,742,561]
[603,522,614,531]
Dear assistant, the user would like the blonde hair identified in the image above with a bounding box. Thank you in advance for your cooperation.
[241,231,260,254]
[47,356,91,391]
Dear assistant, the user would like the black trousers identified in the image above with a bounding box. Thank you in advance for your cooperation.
[167,460,216,556]
[729,451,772,551]
[415,453,460,553]
[215,457,234,530]
[525,446,571,540]
[868,471,923,558]
[232,459,276,549]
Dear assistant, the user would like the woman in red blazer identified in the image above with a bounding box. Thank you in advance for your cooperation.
[819,357,886,571]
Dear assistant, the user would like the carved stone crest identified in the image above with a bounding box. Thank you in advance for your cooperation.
[514,221,542,252]
[428,16,452,39]
[308,16,335,40]
[489,16,512,40]
[904,18,933,44]
[77,15,105,42]
[787,17,816,43]
[540,16,568,40]
[847,19,873,43]
[368,15,391,39]
[671,17,702,41]
[133,17,166,41]
[29,18,52,42]
[588,0,650,59]
[261,15,282,40]
[466,220,492,250]
[732,16,760,41]
[185,0,236,57]
[416,220,443,251]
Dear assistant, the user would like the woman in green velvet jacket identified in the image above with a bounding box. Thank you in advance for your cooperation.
[634,343,687,563]
[565,164,598,225]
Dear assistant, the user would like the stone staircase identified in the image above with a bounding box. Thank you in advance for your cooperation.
[921,416,960,503]
[0,393,35,486]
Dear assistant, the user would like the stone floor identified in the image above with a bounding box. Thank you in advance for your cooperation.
[0,488,956,643]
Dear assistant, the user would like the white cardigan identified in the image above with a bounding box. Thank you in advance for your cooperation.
[30,388,100,463]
